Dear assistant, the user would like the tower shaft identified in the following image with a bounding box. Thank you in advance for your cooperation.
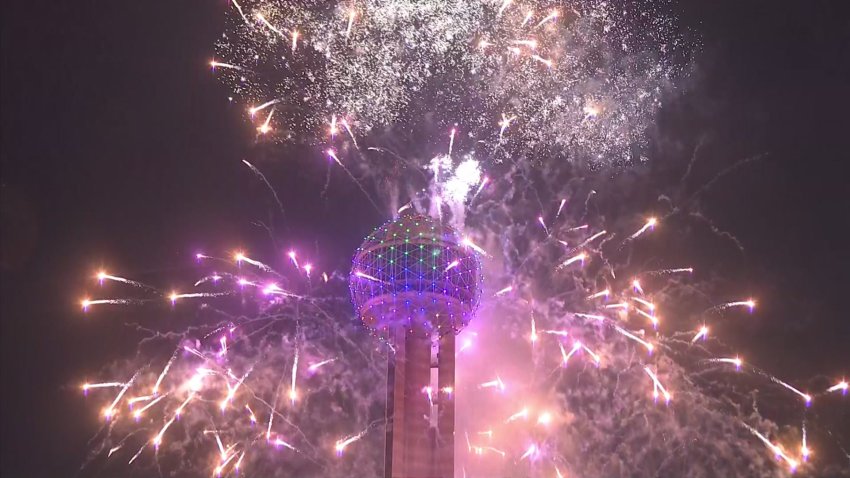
[385,324,455,478]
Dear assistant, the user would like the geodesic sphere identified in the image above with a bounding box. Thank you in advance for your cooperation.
[350,213,483,337]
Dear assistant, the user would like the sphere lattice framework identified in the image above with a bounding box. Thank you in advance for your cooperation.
[350,213,482,337]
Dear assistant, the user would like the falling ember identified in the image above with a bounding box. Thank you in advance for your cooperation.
[258,108,274,134]
[535,9,559,27]
[329,114,338,138]
[582,344,601,365]
[209,60,242,71]
[631,279,643,294]
[345,10,356,38]
[629,217,658,240]
[505,407,529,423]
[769,376,812,406]
[82,381,126,393]
[744,424,800,472]
[604,302,629,310]
[587,289,610,300]
[635,308,659,327]
[291,30,299,52]
[449,127,457,156]
[722,299,756,312]
[480,376,506,392]
[256,13,286,38]
[273,438,298,451]
[289,350,299,405]
[691,325,709,343]
[826,380,848,394]
[461,237,487,256]
[498,113,516,141]
[520,443,538,461]
[496,0,512,17]
[245,405,257,424]
[133,394,166,420]
[248,98,281,116]
[559,341,582,365]
[335,428,369,456]
[556,199,567,217]
[530,316,538,343]
[709,357,743,369]
[287,250,299,269]
[644,366,671,403]
[354,270,383,283]
[494,285,513,296]
[614,325,654,353]
[801,426,810,462]
[531,55,553,68]
[631,296,655,311]
[538,216,548,234]
[557,252,586,269]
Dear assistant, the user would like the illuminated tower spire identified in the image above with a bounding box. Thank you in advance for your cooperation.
[351,212,482,478]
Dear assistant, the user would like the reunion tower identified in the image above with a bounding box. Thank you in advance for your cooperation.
[350,212,483,478]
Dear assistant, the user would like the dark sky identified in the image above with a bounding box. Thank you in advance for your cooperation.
[2,1,849,476]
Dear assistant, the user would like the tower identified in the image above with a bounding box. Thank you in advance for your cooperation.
[350,213,482,478]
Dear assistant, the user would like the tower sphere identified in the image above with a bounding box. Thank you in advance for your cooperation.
[350,212,483,337]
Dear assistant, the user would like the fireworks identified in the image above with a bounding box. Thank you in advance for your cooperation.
[73,0,848,476]
[212,0,689,164]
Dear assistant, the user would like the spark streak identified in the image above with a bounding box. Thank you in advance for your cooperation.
[557,252,585,269]
[614,326,654,353]
[770,376,812,406]
[628,217,657,240]
[644,366,671,402]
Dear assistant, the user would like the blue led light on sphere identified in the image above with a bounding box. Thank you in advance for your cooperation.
[350,212,483,337]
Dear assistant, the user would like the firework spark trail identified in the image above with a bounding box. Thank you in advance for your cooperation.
[133,394,166,419]
[234,251,277,274]
[307,358,337,372]
[258,108,275,134]
[209,61,243,71]
[614,325,654,353]
[627,217,657,241]
[326,149,382,213]
[256,12,287,38]
[743,424,799,471]
[690,325,709,343]
[242,160,285,218]
[555,198,566,217]
[340,119,358,149]
[707,357,743,369]
[643,366,671,402]
[289,348,299,405]
[102,371,140,419]
[631,297,655,311]
[169,291,231,303]
[82,382,126,392]
[556,252,585,270]
[769,375,812,405]
[559,341,582,365]
[587,289,609,299]
[505,407,528,423]
[96,272,159,293]
[230,0,250,25]
[249,98,282,116]
[81,298,143,310]
[153,393,195,448]
[826,380,848,393]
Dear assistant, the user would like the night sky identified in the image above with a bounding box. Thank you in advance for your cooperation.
[2,1,849,476]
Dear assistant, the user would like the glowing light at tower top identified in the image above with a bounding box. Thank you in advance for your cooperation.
[350,212,483,337]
